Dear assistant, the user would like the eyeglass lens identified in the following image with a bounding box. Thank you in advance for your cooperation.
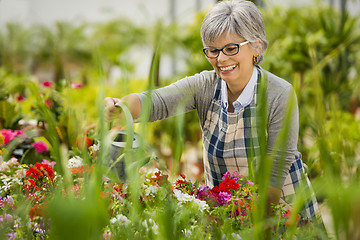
[203,41,248,58]
[205,45,238,58]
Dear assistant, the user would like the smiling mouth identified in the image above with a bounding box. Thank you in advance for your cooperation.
[219,64,237,72]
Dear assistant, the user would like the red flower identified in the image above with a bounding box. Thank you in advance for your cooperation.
[17,95,25,101]
[26,166,43,180]
[26,163,55,181]
[72,166,85,175]
[75,136,93,149]
[42,81,52,87]
[71,165,93,177]
[154,171,168,185]
[44,98,54,107]
[218,177,239,194]
[29,204,44,219]
[285,209,301,226]
[211,185,221,195]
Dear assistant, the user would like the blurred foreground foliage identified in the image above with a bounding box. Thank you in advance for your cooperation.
[0,2,360,239]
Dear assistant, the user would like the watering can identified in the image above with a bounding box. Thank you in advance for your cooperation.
[108,102,141,182]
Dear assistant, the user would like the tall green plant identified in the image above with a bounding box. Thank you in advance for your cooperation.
[31,21,92,84]
[0,23,33,73]
[90,18,145,81]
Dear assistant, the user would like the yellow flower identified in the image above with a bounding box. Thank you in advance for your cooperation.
[0,134,4,145]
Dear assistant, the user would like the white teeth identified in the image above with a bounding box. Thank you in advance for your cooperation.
[219,64,237,71]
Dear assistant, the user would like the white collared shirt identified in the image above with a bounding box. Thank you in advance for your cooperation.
[220,67,258,113]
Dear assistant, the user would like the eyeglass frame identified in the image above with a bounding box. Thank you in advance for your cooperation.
[202,41,249,58]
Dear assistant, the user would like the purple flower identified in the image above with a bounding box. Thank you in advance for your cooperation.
[199,185,209,191]
[248,181,254,186]
[216,191,231,206]
[196,185,210,200]
[222,172,232,181]
[7,232,16,240]
[231,233,242,239]
[221,171,245,182]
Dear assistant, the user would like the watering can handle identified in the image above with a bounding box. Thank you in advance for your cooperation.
[113,102,135,150]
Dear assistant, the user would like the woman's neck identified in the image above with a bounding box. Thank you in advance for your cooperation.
[226,67,253,103]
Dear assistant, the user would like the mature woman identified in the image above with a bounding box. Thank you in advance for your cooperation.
[105,0,319,221]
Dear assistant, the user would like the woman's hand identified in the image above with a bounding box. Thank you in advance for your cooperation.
[104,94,142,121]
[104,97,123,121]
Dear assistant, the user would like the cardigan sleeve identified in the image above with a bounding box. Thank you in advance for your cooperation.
[134,71,217,125]
[266,77,299,188]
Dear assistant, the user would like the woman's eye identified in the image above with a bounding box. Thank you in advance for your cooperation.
[225,46,237,52]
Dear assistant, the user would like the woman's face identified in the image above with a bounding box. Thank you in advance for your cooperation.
[206,33,257,87]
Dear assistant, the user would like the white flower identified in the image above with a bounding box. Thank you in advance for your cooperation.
[110,214,131,226]
[148,168,160,174]
[173,189,209,212]
[173,189,195,202]
[89,141,100,152]
[0,175,12,194]
[8,158,18,166]
[122,184,128,194]
[193,198,209,212]
[182,229,192,237]
[142,219,159,234]
[67,156,83,168]
[15,168,26,178]
[0,162,10,172]
[145,185,159,196]
[146,168,162,178]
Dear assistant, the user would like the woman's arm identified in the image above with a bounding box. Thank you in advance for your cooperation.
[264,72,299,212]
[267,84,299,188]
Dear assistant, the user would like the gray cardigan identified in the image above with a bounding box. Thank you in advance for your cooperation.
[135,69,299,187]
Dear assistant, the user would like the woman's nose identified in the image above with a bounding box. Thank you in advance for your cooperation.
[217,50,229,62]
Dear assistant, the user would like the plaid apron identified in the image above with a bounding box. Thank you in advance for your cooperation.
[202,69,319,221]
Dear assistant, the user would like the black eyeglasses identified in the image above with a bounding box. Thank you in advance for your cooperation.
[203,41,249,58]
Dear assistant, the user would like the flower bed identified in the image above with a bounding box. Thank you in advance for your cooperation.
[0,128,323,239]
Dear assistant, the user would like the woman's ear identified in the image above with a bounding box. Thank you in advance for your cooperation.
[255,38,262,54]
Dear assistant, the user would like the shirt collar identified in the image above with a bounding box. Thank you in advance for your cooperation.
[220,67,258,113]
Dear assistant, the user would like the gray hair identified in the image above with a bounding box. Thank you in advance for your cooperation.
[200,0,268,64]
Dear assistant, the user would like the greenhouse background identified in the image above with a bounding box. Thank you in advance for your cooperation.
[0,0,359,78]
[0,0,360,239]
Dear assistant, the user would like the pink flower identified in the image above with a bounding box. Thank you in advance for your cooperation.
[0,129,24,144]
[41,159,55,168]
[42,81,52,87]
[4,214,12,221]
[32,141,49,152]
[103,231,112,240]
[71,81,82,88]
